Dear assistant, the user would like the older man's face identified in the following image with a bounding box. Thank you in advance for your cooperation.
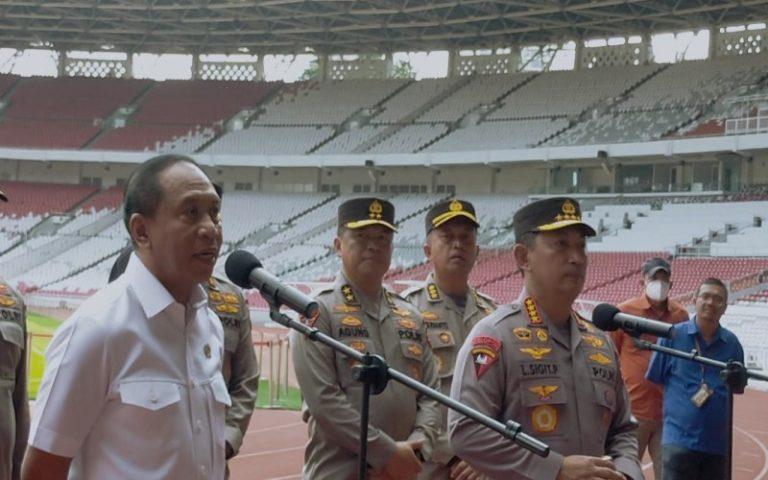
[142,162,222,295]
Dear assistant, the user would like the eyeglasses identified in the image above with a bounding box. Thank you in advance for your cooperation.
[697,292,726,305]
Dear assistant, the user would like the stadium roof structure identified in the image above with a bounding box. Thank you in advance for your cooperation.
[0,0,766,55]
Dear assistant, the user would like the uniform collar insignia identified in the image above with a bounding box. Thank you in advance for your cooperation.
[524,297,544,326]
[341,284,359,305]
[427,283,441,302]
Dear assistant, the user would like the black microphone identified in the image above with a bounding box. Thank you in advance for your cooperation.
[591,303,674,338]
[225,250,320,319]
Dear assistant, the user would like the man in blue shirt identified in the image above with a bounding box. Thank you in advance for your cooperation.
[647,277,744,480]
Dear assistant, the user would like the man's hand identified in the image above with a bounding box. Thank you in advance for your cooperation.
[379,439,423,480]
[450,459,485,480]
[556,455,625,480]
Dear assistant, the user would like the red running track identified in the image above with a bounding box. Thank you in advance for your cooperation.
[231,388,768,480]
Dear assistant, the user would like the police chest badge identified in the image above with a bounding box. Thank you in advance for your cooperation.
[471,335,502,378]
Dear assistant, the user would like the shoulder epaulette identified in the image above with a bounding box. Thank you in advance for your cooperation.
[475,289,497,306]
[488,303,522,326]
[400,284,424,299]
[312,285,335,297]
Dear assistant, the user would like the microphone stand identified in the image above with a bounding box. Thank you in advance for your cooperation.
[634,338,767,480]
[266,301,550,480]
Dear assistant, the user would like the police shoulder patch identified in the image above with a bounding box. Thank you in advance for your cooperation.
[471,335,502,378]
[301,310,320,328]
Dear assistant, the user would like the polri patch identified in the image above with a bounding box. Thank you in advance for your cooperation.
[471,335,502,378]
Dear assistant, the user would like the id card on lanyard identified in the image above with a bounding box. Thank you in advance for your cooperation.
[691,335,714,408]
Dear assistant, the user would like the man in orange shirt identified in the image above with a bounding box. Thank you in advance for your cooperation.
[612,257,689,479]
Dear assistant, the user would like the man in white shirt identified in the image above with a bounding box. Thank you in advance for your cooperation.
[22,154,229,480]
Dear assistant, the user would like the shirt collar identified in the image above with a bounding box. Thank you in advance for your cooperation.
[335,270,383,318]
[125,253,208,319]
[685,316,723,344]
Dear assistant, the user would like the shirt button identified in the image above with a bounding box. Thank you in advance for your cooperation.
[196,420,203,432]
[149,393,158,404]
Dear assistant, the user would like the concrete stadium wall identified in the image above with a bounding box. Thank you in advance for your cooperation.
[2,149,768,194]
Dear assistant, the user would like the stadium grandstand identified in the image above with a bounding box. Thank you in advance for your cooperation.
[2,2,768,478]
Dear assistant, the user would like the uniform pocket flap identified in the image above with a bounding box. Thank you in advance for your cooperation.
[592,381,617,412]
[0,322,23,348]
[400,340,425,360]
[520,379,567,407]
[120,381,181,411]
[211,374,232,407]
[427,329,456,349]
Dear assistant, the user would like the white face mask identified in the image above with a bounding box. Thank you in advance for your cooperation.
[646,280,670,302]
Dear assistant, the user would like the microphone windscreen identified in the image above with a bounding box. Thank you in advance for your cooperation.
[225,250,262,289]
[592,303,621,331]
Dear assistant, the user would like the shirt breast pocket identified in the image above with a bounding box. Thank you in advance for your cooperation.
[119,381,181,411]
[592,380,617,414]
[520,378,568,438]
[399,339,426,381]
[427,329,456,379]
[337,338,374,389]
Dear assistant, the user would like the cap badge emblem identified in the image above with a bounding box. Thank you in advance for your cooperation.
[369,200,383,219]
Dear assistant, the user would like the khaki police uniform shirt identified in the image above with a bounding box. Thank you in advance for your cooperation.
[448,299,643,480]
[291,272,441,480]
[403,272,495,471]
[206,276,260,456]
[0,281,27,480]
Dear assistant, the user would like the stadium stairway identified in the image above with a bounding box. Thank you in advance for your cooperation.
[541,63,670,146]
[414,73,541,153]
[38,243,126,291]
[358,76,473,153]
[81,82,155,149]
[0,210,122,280]
[307,80,415,154]
[198,84,287,154]
[233,193,338,254]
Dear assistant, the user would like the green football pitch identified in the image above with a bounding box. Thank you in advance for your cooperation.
[26,311,61,399]
[24,311,301,409]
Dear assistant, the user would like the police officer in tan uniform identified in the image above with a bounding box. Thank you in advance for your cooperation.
[402,199,494,480]
[109,246,259,470]
[0,189,29,480]
[449,197,643,480]
[291,197,440,480]
[205,275,260,461]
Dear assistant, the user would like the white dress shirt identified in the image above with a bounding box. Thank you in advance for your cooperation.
[29,253,230,480]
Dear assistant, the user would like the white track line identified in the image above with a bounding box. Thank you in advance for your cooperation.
[266,475,301,480]
[245,421,303,436]
[232,445,304,460]
[735,426,768,480]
